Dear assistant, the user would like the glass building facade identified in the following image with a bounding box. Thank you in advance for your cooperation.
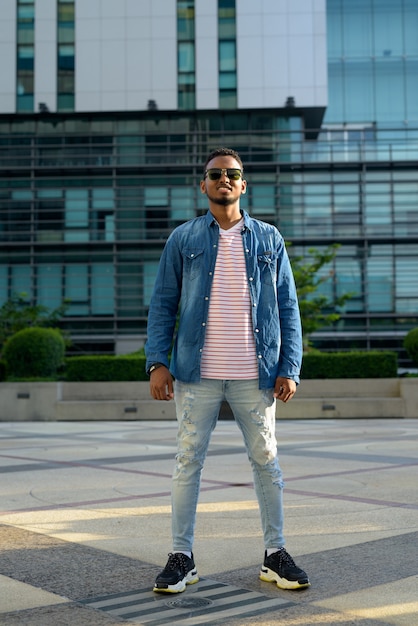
[0,0,417,364]
[16,0,35,113]
[326,0,418,125]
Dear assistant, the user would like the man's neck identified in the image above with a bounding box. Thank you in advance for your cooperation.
[210,205,242,230]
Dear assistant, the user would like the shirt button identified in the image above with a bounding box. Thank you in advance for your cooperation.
[253,303,256,307]
[205,297,209,300]
[246,249,249,253]
[209,272,213,275]
[249,277,253,281]
[255,328,259,333]
[258,354,262,359]
[191,254,194,257]
[202,323,206,326]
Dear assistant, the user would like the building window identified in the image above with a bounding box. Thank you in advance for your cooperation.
[36,189,64,241]
[64,189,89,241]
[65,264,89,315]
[177,0,195,110]
[8,190,32,241]
[91,263,114,314]
[144,187,169,238]
[57,0,75,111]
[16,0,35,112]
[12,265,32,298]
[92,188,115,242]
[218,0,237,109]
[38,265,63,309]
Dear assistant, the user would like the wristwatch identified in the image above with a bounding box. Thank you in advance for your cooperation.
[147,362,165,376]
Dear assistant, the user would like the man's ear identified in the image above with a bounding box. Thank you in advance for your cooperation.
[200,180,206,194]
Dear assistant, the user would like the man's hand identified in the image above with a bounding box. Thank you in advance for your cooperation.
[149,366,174,401]
[273,376,297,403]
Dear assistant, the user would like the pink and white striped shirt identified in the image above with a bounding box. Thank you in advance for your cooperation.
[200,220,258,379]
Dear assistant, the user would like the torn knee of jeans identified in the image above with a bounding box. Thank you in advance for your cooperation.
[176,408,199,463]
[251,454,284,487]
[263,446,280,467]
[249,413,277,462]
[174,451,202,478]
[251,441,276,465]
[178,413,197,446]
[266,447,278,464]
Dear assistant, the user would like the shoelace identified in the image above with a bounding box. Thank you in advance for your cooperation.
[273,548,296,567]
[166,553,189,572]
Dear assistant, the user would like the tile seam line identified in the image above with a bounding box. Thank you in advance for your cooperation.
[1,452,417,484]
[0,456,253,485]
[285,488,418,510]
[0,483,230,516]
[1,481,418,515]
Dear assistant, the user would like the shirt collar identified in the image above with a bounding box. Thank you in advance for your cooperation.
[205,209,252,230]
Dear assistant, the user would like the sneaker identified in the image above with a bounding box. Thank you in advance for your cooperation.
[259,548,310,590]
[153,553,199,593]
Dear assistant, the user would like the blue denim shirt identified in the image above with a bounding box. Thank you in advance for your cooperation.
[145,210,302,388]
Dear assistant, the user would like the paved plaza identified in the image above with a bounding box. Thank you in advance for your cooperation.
[0,417,417,625]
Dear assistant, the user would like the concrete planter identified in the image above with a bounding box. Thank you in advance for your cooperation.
[0,381,175,422]
[0,378,417,421]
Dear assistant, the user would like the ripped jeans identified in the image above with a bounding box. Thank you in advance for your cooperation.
[172,378,285,552]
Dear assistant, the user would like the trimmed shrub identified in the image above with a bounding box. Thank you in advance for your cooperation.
[3,327,65,378]
[64,351,398,382]
[65,355,147,382]
[301,351,397,379]
[404,328,418,366]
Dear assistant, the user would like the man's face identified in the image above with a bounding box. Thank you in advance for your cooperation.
[200,156,247,206]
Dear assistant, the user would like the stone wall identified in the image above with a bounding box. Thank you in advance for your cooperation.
[1,379,417,421]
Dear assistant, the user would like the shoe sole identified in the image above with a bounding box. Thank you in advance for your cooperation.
[153,569,199,594]
[260,566,310,590]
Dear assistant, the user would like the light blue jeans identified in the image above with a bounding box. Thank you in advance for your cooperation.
[171,378,285,552]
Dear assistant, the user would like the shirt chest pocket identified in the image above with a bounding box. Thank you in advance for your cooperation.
[182,248,204,280]
[258,252,278,285]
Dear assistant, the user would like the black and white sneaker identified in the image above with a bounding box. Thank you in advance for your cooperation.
[153,553,199,593]
[259,548,310,590]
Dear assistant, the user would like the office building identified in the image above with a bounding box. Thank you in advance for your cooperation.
[0,0,417,363]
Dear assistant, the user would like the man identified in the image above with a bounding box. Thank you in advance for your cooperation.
[145,147,309,593]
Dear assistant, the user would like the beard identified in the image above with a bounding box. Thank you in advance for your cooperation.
[205,190,239,206]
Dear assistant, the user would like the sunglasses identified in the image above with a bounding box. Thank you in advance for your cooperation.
[204,168,242,181]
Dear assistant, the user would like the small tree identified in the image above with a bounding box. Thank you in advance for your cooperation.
[0,292,69,354]
[404,327,418,366]
[289,244,353,351]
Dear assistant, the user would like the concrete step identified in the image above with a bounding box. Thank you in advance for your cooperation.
[277,397,405,419]
[294,378,401,399]
[55,396,405,421]
[55,400,176,421]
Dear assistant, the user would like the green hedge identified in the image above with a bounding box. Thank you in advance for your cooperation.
[65,355,148,381]
[301,351,397,379]
[64,351,397,382]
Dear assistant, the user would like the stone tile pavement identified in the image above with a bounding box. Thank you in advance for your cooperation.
[0,418,417,625]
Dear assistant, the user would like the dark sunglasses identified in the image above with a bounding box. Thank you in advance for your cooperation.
[204,168,242,181]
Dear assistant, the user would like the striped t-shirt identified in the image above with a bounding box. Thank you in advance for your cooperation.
[200,220,259,380]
